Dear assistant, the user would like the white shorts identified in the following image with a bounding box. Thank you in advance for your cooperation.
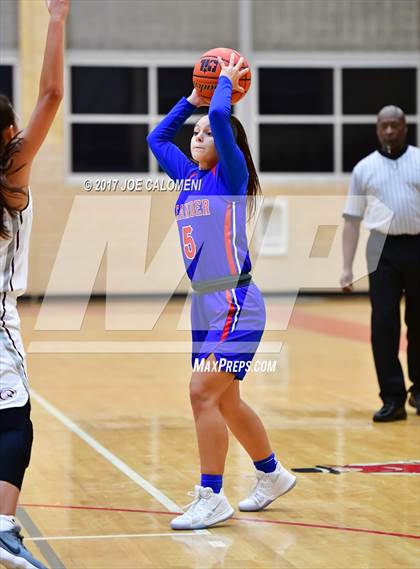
[0,295,29,410]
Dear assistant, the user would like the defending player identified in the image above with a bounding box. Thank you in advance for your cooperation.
[148,54,297,530]
[0,1,69,567]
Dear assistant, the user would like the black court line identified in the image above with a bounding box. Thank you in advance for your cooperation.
[17,507,66,569]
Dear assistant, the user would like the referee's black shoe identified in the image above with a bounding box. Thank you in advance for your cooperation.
[408,387,420,416]
[373,401,407,422]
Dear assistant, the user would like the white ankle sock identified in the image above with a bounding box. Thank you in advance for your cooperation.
[0,514,16,531]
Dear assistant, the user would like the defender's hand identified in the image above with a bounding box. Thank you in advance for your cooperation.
[46,0,69,22]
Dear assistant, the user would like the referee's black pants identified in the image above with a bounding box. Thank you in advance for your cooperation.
[367,231,420,405]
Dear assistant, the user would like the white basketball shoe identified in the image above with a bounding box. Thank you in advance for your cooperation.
[238,463,297,512]
[171,486,234,530]
[0,524,48,569]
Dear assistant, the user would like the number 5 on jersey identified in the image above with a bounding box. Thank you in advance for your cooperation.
[182,225,196,260]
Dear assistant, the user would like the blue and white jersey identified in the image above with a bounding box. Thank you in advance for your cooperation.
[148,76,252,283]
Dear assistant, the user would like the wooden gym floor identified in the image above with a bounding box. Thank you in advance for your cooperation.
[13,296,420,568]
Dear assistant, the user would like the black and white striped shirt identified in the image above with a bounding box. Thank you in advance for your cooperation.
[343,145,420,235]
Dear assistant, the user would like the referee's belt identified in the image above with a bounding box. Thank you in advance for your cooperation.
[192,273,253,294]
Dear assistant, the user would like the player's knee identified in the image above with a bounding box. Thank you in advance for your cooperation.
[189,381,216,412]
[0,403,33,490]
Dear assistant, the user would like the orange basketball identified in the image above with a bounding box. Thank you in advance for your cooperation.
[193,47,251,104]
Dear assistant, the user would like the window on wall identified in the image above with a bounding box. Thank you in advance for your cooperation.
[0,65,14,102]
[258,67,334,173]
[72,67,148,114]
[341,67,418,172]
[257,66,418,174]
[72,124,149,172]
[342,68,417,115]
[69,62,419,176]
[70,66,149,173]
[69,64,204,175]
[341,68,419,172]
[259,68,333,115]
[260,124,334,172]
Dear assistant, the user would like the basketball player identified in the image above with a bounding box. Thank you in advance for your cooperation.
[0,1,69,567]
[148,54,296,530]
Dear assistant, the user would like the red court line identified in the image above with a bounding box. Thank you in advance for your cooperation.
[20,503,419,541]
[288,308,407,351]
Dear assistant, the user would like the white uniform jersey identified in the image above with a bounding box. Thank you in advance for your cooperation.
[0,191,32,296]
[0,191,32,409]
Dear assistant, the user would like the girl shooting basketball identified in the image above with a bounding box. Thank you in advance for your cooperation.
[0,1,69,567]
[148,53,296,530]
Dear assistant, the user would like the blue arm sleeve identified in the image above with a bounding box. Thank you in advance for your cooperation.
[208,76,248,194]
[147,98,196,181]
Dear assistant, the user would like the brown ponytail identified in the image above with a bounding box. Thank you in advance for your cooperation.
[230,115,262,220]
[0,94,25,239]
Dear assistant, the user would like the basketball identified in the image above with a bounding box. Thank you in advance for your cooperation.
[193,47,251,104]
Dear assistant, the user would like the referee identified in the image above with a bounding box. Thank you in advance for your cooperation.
[340,105,420,422]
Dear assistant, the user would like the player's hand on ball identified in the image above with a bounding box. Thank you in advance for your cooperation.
[45,0,69,22]
[340,269,354,292]
[218,53,248,93]
[187,89,210,108]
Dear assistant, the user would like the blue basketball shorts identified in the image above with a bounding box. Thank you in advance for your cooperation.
[191,283,266,380]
